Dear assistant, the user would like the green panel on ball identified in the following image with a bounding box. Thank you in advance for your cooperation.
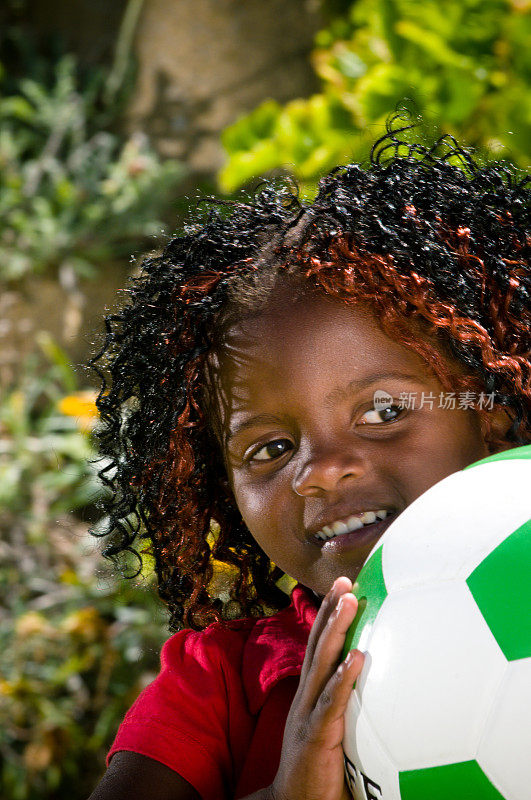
[464,444,531,470]
[399,760,506,800]
[342,545,387,659]
[466,519,531,661]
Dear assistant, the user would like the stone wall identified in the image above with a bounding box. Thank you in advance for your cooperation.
[128,0,321,173]
[3,0,321,383]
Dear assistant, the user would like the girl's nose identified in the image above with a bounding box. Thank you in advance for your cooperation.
[292,445,365,497]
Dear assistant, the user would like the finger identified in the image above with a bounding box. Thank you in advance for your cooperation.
[300,577,352,679]
[311,648,365,732]
[297,590,358,715]
[303,591,359,703]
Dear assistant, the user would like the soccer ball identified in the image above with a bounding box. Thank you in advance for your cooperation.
[342,445,531,800]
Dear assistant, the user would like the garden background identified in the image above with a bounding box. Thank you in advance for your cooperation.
[1,0,529,797]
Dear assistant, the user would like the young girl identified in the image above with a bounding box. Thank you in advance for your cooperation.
[88,119,530,800]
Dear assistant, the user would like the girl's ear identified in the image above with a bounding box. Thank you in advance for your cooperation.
[481,406,517,454]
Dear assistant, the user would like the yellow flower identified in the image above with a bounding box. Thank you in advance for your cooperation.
[61,606,102,640]
[58,391,99,431]
[15,612,53,638]
[0,679,15,696]
[59,568,80,585]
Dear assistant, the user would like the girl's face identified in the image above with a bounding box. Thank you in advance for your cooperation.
[215,293,492,596]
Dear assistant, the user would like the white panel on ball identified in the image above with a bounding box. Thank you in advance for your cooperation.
[357,582,507,769]
[476,658,531,800]
[343,697,400,800]
[381,459,531,593]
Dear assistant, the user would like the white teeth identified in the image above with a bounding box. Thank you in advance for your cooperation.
[331,521,349,535]
[315,509,391,541]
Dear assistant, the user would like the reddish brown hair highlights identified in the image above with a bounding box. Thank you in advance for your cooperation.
[91,118,530,630]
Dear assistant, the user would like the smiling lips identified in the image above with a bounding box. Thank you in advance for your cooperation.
[314,509,391,541]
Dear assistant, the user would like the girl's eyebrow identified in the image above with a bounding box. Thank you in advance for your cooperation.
[226,413,286,445]
[324,371,433,407]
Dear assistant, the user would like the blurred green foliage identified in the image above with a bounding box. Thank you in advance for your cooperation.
[0,50,184,281]
[0,7,179,793]
[220,0,531,194]
[0,333,104,518]
[0,339,168,799]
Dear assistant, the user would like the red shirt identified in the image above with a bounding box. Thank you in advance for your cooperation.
[108,586,317,799]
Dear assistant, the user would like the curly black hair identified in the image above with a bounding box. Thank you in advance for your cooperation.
[91,116,531,631]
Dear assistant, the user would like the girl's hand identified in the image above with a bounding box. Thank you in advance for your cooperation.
[269,577,364,800]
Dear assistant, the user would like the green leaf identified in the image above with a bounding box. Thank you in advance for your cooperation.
[0,95,35,121]
[395,20,472,69]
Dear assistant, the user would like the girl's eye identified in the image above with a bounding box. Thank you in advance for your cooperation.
[358,405,404,425]
[252,439,293,462]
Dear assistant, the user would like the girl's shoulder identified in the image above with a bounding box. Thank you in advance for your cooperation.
[160,615,256,672]
[161,584,317,679]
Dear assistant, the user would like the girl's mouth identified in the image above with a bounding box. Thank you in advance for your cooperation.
[314,509,391,540]
[313,509,399,552]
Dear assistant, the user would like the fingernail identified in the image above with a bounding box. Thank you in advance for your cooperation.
[332,596,344,618]
[344,649,355,665]
[329,579,340,602]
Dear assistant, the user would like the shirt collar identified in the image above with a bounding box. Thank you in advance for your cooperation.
[242,585,318,714]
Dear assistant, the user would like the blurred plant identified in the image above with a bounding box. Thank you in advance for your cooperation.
[0,8,184,282]
[0,336,168,799]
[220,0,531,194]
[0,333,101,519]
[0,549,167,800]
